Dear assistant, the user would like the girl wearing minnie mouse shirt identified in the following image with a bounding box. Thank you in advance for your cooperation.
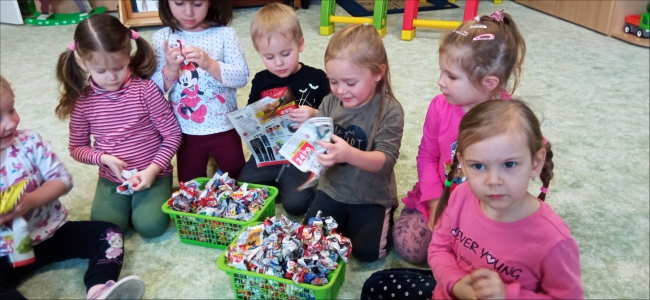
[152,0,249,182]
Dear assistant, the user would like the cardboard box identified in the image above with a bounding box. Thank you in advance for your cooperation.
[36,0,119,14]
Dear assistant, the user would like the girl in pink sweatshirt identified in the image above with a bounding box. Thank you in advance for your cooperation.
[362,99,583,299]
[394,9,525,264]
[428,99,583,299]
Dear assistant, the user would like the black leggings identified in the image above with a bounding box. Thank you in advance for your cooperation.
[0,221,123,300]
[302,190,395,262]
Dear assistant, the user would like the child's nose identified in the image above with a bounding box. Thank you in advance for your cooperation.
[437,77,445,88]
[274,57,283,66]
[486,170,502,185]
[184,5,194,16]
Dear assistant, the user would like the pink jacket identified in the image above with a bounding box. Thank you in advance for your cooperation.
[428,183,584,299]
[402,91,511,223]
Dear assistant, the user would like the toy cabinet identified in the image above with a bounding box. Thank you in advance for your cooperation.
[516,0,649,47]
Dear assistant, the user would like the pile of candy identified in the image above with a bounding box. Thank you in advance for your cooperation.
[226,212,351,287]
[167,172,269,221]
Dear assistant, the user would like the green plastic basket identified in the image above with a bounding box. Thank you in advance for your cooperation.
[216,225,346,300]
[161,177,277,249]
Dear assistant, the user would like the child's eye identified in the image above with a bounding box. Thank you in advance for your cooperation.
[329,80,337,85]
[193,2,203,7]
[471,164,485,170]
[265,56,274,60]
[281,52,290,57]
[347,82,356,87]
[173,1,183,6]
[96,70,106,74]
[503,162,517,168]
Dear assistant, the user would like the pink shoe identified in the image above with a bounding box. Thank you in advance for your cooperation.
[88,275,145,300]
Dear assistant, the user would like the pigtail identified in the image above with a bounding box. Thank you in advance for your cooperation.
[433,153,460,226]
[55,48,87,120]
[538,141,554,201]
[131,37,157,80]
[500,12,526,94]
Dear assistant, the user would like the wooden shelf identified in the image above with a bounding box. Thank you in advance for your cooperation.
[610,31,650,47]
[517,0,649,48]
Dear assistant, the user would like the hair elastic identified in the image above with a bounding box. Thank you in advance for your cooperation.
[68,41,77,51]
[444,179,453,187]
[161,66,179,83]
[454,30,468,36]
[473,34,495,41]
[542,136,548,145]
[491,9,505,22]
[474,16,481,22]
[469,24,487,29]
[540,187,549,194]
[130,29,139,40]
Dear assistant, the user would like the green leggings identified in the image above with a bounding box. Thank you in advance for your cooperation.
[91,175,172,238]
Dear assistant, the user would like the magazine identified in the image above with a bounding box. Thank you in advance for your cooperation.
[278,117,333,189]
[227,89,298,167]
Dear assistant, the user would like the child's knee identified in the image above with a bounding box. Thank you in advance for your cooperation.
[132,217,169,238]
[281,192,313,216]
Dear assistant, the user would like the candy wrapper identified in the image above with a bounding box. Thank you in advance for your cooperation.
[0,180,36,267]
[226,211,351,288]
[116,169,139,195]
[278,117,333,190]
[167,171,269,221]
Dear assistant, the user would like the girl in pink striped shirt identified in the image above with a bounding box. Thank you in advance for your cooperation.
[55,14,181,238]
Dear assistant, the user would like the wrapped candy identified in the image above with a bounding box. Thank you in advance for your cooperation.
[167,171,269,221]
[226,212,351,290]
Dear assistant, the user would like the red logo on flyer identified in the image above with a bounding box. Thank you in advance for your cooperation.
[291,142,314,166]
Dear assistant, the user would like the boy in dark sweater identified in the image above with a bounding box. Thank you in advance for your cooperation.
[239,3,330,215]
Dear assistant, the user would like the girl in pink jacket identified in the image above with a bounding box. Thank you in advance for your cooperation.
[394,10,525,264]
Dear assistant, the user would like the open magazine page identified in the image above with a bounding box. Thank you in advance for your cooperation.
[227,90,298,167]
[279,117,333,190]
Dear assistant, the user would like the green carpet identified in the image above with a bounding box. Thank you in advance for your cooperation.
[0,0,648,298]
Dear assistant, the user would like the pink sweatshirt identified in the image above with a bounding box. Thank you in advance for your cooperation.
[402,91,511,223]
[428,183,584,299]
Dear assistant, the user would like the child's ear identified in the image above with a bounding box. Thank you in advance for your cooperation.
[531,148,546,177]
[482,75,500,93]
[298,37,305,53]
[456,152,465,169]
[374,64,387,82]
[74,53,88,71]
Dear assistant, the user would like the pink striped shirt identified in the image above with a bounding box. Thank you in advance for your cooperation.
[69,76,182,183]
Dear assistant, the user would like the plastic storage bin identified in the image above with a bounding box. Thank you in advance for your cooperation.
[161,177,277,249]
[216,227,346,300]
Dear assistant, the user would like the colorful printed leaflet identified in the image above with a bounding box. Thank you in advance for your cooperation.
[167,172,269,221]
[278,117,333,189]
[226,211,352,287]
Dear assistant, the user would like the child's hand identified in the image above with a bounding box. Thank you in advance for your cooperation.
[182,46,214,71]
[470,269,506,299]
[427,198,439,231]
[0,192,35,224]
[163,40,184,73]
[100,154,127,182]
[316,135,351,167]
[452,274,478,300]
[289,106,317,125]
[131,164,162,192]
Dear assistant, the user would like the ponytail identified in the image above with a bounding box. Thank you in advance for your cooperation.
[55,48,87,120]
[433,153,460,226]
[537,141,554,201]
[130,36,157,80]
